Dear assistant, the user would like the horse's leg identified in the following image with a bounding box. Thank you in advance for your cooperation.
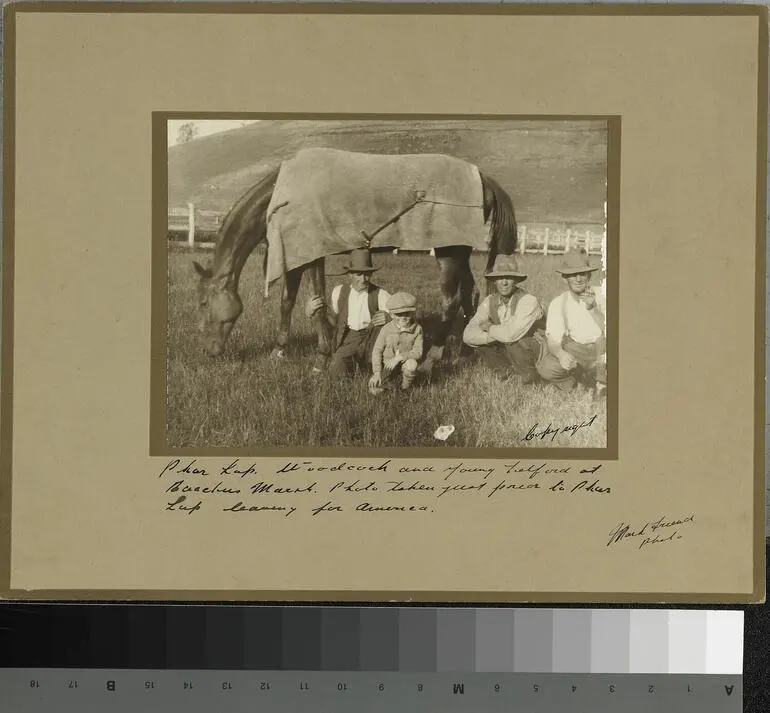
[481,177,496,301]
[457,246,479,319]
[421,247,462,372]
[270,267,302,359]
[306,258,333,372]
[458,247,479,358]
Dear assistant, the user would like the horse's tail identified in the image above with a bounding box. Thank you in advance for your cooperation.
[482,172,518,256]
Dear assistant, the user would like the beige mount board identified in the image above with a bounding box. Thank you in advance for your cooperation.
[0,3,765,602]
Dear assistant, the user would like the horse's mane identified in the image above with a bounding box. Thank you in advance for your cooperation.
[217,165,281,239]
[208,166,280,283]
[481,172,518,256]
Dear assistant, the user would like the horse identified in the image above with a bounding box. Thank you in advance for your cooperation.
[192,153,518,371]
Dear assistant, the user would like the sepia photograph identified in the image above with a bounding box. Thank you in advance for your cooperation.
[165,118,610,450]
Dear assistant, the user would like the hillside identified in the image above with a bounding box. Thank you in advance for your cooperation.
[167,119,607,224]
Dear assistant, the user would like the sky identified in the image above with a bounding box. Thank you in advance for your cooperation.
[167,119,260,147]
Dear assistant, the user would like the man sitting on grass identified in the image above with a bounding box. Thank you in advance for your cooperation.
[305,247,391,377]
[462,255,546,383]
[536,247,607,397]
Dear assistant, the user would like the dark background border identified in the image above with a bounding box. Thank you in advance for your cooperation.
[0,542,767,710]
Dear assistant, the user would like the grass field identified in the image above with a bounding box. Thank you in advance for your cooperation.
[167,248,607,449]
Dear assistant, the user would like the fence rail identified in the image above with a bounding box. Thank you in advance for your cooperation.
[168,203,223,248]
[168,204,605,255]
[517,223,605,255]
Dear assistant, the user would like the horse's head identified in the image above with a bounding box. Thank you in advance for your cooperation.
[192,261,243,356]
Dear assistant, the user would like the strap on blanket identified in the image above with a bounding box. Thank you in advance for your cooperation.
[359,190,426,245]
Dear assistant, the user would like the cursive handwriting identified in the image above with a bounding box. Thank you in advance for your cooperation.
[521,415,597,442]
[329,480,378,493]
[223,501,297,517]
[158,459,210,478]
[442,463,496,481]
[166,480,241,495]
[488,479,541,497]
[639,530,683,548]
[165,495,202,514]
[157,459,614,519]
[220,460,260,478]
[356,502,433,513]
[251,481,317,495]
[607,514,695,548]
[276,460,391,474]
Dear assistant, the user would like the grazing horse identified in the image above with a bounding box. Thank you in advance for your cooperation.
[192,155,518,370]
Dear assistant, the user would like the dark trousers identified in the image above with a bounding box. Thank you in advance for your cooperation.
[476,335,542,383]
[536,340,607,392]
[328,326,382,377]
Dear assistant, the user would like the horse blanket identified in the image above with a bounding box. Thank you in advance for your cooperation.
[264,147,490,287]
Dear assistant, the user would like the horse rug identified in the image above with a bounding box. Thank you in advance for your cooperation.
[264,147,490,287]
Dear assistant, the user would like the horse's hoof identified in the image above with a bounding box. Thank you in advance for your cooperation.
[425,345,445,363]
[311,354,329,373]
[417,358,435,376]
[270,347,287,360]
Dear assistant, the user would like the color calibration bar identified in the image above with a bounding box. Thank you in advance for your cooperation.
[0,609,743,713]
[196,607,744,674]
[64,607,744,674]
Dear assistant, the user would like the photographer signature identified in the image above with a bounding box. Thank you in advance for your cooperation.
[521,414,597,442]
[607,514,695,549]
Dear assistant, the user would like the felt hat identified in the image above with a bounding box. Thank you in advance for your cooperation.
[556,248,599,276]
[387,291,417,314]
[343,247,378,273]
[485,254,527,279]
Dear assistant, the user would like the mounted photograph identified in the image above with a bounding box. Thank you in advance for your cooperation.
[163,118,611,451]
[3,5,763,602]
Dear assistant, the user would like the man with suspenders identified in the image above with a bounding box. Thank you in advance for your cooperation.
[306,247,391,377]
[462,255,547,383]
[537,248,607,396]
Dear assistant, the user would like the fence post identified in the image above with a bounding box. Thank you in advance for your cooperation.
[565,229,572,253]
[187,202,195,248]
[543,227,550,256]
[519,225,527,254]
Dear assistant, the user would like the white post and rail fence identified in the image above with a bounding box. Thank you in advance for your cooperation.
[168,204,606,256]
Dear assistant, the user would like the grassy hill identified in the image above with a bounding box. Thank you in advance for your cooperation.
[167,119,607,224]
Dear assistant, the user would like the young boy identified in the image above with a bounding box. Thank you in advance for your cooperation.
[368,292,424,394]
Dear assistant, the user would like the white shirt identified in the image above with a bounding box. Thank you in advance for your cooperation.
[546,287,606,347]
[331,284,391,330]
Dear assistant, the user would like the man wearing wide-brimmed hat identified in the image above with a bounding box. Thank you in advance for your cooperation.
[306,247,392,376]
[462,254,546,383]
[537,247,606,395]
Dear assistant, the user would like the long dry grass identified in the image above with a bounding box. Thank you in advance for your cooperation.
[167,248,606,449]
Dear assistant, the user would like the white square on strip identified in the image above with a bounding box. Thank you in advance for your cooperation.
[706,611,744,674]
[668,610,708,673]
